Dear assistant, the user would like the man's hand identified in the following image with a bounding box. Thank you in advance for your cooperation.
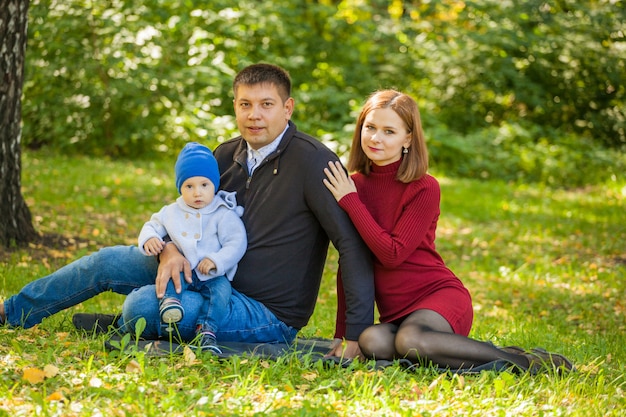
[325,338,364,360]
[155,243,192,298]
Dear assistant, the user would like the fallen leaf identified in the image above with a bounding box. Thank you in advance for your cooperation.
[56,332,70,341]
[302,372,317,381]
[411,384,424,397]
[183,346,197,365]
[46,391,66,402]
[428,374,445,391]
[44,364,59,378]
[126,360,142,374]
[23,367,46,384]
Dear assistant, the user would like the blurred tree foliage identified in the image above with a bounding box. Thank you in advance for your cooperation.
[21,0,625,183]
[400,0,625,147]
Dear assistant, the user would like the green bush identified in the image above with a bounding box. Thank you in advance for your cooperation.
[20,0,625,187]
[399,0,625,148]
[21,0,399,157]
[428,121,625,187]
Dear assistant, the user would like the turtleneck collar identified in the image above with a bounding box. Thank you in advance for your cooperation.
[370,159,402,174]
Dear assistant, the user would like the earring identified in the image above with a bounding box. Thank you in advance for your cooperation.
[402,147,408,154]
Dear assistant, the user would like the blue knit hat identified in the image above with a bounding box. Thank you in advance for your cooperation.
[175,142,220,194]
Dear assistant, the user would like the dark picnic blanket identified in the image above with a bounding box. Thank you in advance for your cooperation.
[104,335,515,374]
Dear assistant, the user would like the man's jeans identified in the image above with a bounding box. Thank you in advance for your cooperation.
[4,246,298,344]
[123,284,297,343]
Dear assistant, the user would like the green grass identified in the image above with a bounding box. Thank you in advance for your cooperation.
[1,150,625,416]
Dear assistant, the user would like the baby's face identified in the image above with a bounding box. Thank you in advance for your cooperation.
[180,176,215,209]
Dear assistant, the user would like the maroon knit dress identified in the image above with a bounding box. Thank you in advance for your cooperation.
[334,159,473,338]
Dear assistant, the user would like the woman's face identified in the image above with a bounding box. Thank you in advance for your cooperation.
[360,108,411,166]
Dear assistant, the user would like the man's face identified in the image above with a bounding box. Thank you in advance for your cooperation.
[233,82,294,150]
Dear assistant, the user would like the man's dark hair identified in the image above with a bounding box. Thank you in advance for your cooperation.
[233,63,291,101]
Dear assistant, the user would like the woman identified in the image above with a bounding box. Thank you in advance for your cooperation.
[323,90,573,373]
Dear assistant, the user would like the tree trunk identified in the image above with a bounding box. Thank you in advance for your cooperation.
[0,0,38,247]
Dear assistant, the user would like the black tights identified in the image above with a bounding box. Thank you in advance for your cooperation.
[358,309,529,369]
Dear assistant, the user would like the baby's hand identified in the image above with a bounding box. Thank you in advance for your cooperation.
[144,238,165,255]
[197,258,216,275]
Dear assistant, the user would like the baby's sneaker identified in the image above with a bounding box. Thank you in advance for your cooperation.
[159,298,184,324]
[196,326,222,354]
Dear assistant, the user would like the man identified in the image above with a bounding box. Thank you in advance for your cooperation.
[1,63,373,357]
